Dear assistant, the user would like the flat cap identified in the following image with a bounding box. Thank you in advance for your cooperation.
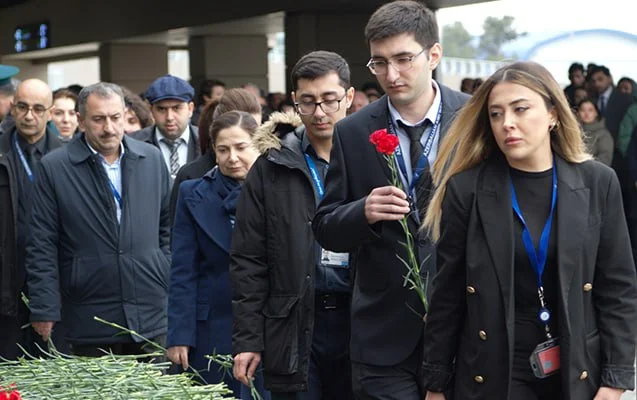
[145,74,194,104]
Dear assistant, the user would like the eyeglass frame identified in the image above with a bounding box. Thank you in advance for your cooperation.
[12,101,54,118]
[294,92,348,116]
[366,48,428,75]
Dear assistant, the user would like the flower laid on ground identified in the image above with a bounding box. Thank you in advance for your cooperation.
[0,384,22,400]
[369,128,429,313]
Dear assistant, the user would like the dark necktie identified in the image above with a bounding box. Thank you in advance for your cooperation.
[397,121,434,219]
[161,138,182,176]
[599,95,607,117]
[25,145,39,173]
[398,121,426,170]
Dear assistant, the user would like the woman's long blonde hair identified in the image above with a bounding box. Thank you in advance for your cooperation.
[424,61,591,242]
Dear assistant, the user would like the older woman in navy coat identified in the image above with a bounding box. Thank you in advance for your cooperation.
[167,111,269,399]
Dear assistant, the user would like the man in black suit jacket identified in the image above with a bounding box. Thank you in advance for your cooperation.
[312,2,468,399]
[130,75,200,179]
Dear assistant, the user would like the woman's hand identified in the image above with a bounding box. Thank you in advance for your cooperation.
[593,386,624,400]
[167,346,190,370]
[424,391,446,400]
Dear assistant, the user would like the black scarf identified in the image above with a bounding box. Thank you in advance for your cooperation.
[215,168,242,225]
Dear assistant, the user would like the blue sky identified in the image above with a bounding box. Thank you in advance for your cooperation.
[437,0,636,36]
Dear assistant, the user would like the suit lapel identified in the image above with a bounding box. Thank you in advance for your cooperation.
[555,157,587,334]
[186,180,232,253]
[367,97,394,183]
[477,157,515,333]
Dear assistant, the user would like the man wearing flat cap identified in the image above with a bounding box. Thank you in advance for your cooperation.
[130,75,199,178]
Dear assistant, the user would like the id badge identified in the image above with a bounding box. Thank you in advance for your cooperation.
[320,249,349,268]
[529,337,560,379]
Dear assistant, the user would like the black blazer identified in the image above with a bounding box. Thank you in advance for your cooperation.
[313,83,469,366]
[421,154,637,399]
[129,124,200,166]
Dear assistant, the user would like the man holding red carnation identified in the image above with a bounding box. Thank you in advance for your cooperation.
[312,1,468,399]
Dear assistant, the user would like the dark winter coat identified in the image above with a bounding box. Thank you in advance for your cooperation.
[26,135,172,344]
[230,112,322,392]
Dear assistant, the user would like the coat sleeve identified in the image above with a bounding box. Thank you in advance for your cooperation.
[167,183,200,348]
[595,130,614,167]
[594,169,637,390]
[159,155,171,259]
[312,123,381,253]
[421,177,471,392]
[230,159,269,355]
[26,161,61,322]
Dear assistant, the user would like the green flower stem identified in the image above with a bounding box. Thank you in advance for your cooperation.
[385,154,429,314]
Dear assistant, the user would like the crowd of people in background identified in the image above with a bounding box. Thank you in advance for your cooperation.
[0,1,636,400]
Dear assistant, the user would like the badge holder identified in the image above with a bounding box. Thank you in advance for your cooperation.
[529,287,560,379]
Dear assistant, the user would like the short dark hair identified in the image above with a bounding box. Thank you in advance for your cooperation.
[290,50,351,91]
[568,62,584,76]
[590,65,611,78]
[196,79,226,106]
[210,110,258,146]
[361,81,383,95]
[364,0,439,49]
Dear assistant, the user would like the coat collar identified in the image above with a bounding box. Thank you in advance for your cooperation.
[477,153,587,347]
[184,168,233,253]
[68,134,142,165]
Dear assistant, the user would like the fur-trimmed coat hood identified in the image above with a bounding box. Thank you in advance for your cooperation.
[252,111,303,154]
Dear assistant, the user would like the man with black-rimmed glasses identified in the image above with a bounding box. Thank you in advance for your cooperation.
[312,2,469,398]
[0,79,66,360]
[231,50,355,400]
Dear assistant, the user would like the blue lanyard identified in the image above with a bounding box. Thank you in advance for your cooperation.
[108,179,122,208]
[387,101,443,196]
[304,153,325,200]
[511,163,558,336]
[13,133,34,182]
[510,164,557,288]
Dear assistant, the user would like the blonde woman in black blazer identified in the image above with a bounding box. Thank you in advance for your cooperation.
[421,61,637,400]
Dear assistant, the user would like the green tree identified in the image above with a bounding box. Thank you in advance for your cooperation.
[479,16,523,60]
[441,21,476,59]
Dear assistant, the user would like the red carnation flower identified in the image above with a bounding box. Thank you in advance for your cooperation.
[0,384,21,400]
[369,129,399,155]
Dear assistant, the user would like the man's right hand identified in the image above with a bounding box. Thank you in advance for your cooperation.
[233,352,262,387]
[31,321,55,342]
[167,346,190,370]
[365,185,411,224]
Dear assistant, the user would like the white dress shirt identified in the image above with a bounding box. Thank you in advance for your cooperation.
[155,125,190,174]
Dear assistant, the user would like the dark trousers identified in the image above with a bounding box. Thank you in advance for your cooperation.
[272,292,353,400]
[71,334,166,362]
[0,300,70,360]
[352,341,422,400]
[510,374,562,399]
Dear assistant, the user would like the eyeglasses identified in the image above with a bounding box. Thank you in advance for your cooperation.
[295,93,347,115]
[13,102,52,117]
[366,48,427,75]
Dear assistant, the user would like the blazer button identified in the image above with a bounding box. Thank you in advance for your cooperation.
[583,283,593,292]
[479,330,487,341]
[466,286,476,294]
[579,371,588,380]
[473,375,484,384]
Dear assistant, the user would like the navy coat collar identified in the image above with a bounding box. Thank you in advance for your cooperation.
[184,167,233,253]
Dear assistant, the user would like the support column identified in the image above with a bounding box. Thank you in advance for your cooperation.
[189,34,268,93]
[99,43,168,93]
[284,12,372,91]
